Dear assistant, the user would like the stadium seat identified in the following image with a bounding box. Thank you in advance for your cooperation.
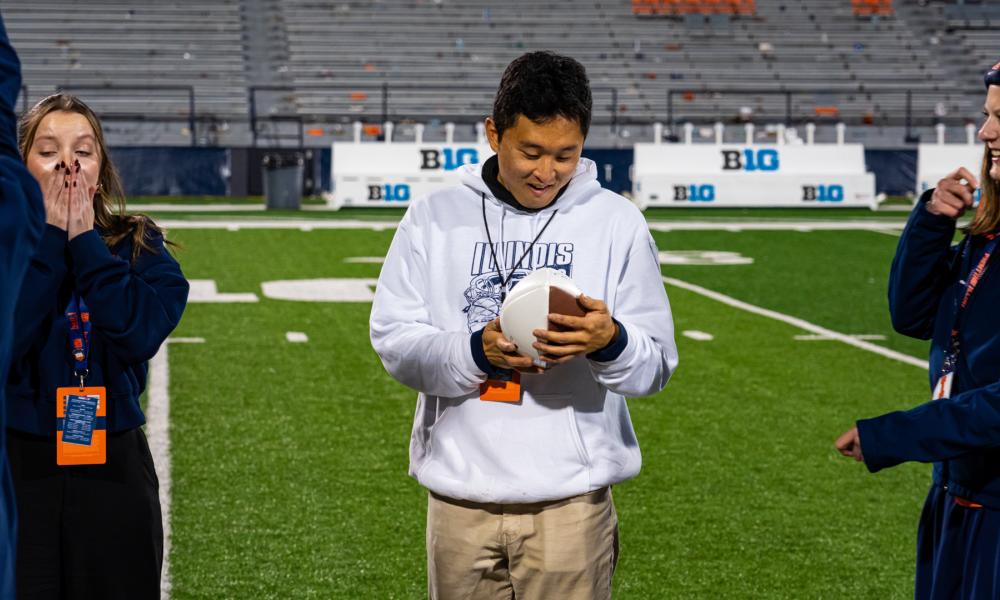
[852,0,893,17]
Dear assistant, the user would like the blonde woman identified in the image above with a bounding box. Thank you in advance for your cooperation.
[7,93,188,598]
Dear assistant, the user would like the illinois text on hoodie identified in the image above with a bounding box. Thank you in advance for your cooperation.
[370,156,678,504]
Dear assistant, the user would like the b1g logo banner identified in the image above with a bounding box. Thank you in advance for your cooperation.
[331,143,494,206]
[634,144,867,177]
[801,184,844,202]
[367,183,411,201]
[419,148,480,171]
[634,175,876,208]
[673,184,716,202]
[632,143,876,208]
[721,149,780,172]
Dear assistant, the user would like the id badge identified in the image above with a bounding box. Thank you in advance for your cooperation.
[480,370,521,403]
[933,372,953,401]
[55,386,107,465]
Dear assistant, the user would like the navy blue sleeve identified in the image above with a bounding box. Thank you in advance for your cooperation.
[2,10,48,362]
[587,318,628,362]
[68,227,189,363]
[857,382,1000,473]
[470,327,511,379]
[887,190,960,340]
[10,225,68,360]
[0,11,22,161]
[0,13,45,600]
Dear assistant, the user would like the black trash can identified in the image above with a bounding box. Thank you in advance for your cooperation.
[262,152,304,210]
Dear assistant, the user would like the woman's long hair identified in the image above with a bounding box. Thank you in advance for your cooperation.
[969,145,1000,236]
[18,93,168,262]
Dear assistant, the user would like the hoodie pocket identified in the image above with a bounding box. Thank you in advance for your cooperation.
[535,394,590,467]
[417,394,593,495]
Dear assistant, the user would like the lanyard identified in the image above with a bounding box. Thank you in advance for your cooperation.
[481,193,557,302]
[66,292,91,388]
[942,233,999,375]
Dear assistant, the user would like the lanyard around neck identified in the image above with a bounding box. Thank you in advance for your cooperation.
[66,293,91,388]
[481,193,557,302]
[943,233,999,372]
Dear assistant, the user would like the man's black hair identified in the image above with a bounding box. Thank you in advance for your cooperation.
[492,51,592,140]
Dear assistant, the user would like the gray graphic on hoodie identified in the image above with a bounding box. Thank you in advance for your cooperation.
[463,241,574,332]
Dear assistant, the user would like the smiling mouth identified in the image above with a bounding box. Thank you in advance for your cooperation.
[992,148,1000,162]
[527,182,553,196]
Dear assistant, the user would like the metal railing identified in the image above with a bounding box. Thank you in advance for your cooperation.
[15,82,982,147]
[246,84,625,146]
[665,88,932,140]
[19,84,198,146]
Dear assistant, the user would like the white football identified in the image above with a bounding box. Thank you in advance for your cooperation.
[499,268,585,366]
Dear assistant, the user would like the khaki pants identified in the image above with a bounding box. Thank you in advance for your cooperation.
[427,487,619,600]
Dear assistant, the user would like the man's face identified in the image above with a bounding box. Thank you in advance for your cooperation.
[486,114,585,209]
[979,85,1000,180]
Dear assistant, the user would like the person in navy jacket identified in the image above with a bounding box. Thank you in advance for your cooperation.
[0,11,46,600]
[836,63,1000,599]
[6,92,188,598]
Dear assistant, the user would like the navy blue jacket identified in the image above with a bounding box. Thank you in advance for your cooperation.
[858,191,1000,508]
[7,223,189,435]
[0,11,46,599]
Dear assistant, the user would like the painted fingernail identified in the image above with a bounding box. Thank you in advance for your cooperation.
[75,163,80,173]
[72,181,77,187]
[64,181,69,188]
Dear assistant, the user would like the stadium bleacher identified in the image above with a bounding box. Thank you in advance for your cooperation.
[4,0,248,145]
[0,0,991,146]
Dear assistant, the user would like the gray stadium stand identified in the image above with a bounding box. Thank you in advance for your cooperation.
[275,0,968,145]
[5,1,249,145]
[1,0,993,146]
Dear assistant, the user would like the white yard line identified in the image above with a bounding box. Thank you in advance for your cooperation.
[794,334,887,341]
[682,330,714,341]
[157,219,908,232]
[160,219,400,230]
[129,204,349,213]
[166,337,207,344]
[663,276,928,370]
[646,220,908,232]
[129,204,266,212]
[148,337,205,600]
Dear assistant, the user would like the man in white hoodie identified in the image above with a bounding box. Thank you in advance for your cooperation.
[370,51,677,599]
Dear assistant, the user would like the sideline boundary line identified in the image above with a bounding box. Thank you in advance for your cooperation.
[148,337,205,600]
[157,218,909,232]
[663,276,928,370]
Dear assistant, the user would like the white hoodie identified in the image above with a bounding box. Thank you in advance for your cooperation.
[370,157,678,503]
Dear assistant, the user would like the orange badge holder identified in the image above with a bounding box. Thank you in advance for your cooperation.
[480,370,521,403]
[56,386,107,465]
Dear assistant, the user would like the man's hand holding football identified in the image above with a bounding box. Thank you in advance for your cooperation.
[483,318,544,374]
[532,295,619,366]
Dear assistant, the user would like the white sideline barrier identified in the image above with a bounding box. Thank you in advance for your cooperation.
[636,173,877,206]
[331,143,494,207]
[633,144,877,209]
[916,144,984,195]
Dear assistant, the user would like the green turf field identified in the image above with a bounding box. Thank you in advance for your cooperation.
[160,215,932,598]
